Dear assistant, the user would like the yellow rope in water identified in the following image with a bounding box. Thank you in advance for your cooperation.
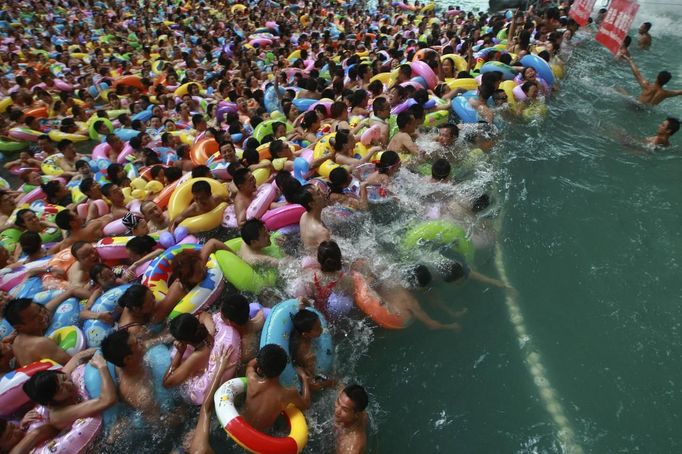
[494,241,584,454]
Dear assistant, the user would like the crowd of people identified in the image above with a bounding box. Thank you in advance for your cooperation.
[0,0,678,452]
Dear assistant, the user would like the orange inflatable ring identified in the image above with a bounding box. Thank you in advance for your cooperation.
[190,138,219,166]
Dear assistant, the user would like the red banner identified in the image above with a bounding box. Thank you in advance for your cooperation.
[595,0,640,55]
[569,0,598,26]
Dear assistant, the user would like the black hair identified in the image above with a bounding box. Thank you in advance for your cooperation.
[19,231,42,255]
[657,71,672,86]
[666,117,680,135]
[165,166,182,183]
[292,309,319,334]
[126,235,157,256]
[191,165,212,178]
[329,167,351,193]
[191,180,212,195]
[3,298,33,326]
[431,158,451,180]
[220,293,250,326]
[317,240,342,272]
[118,284,149,309]
[241,219,266,245]
[79,177,96,195]
[101,329,133,367]
[55,209,74,230]
[343,384,369,412]
[405,264,432,287]
[23,370,63,405]
[107,163,124,185]
[256,344,288,378]
[40,180,62,201]
[378,150,400,174]
[233,168,251,188]
[396,111,414,130]
[169,313,206,344]
[14,209,34,228]
[440,259,467,282]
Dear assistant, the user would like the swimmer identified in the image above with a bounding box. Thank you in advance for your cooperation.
[232,168,258,227]
[121,212,149,236]
[387,111,420,156]
[364,150,401,187]
[623,55,682,106]
[241,344,311,431]
[51,208,113,253]
[334,384,369,454]
[140,200,169,233]
[297,186,331,254]
[220,293,265,367]
[101,183,129,219]
[290,308,336,391]
[79,264,124,324]
[437,123,459,148]
[4,288,90,367]
[239,219,281,267]
[646,117,680,147]
[637,22,652,49]
[68,241,104,287]
[328,167,369,210]
[170,180,229,231]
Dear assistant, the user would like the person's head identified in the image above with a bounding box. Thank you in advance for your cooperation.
[437,123,459,147]
[639,22,652,33]
[23,369,78,406]
[292,309,322,338]
[296,186,325,212]
[317,240,342,272]
[118,284,155,316]
[405,264,432,287]
[656,71,672,86]
[191,165,212,178]
[55,209,79,231]
[241,219,270,248]
[169,313,209,345]
[378,150,401,175]
[89,263,117,288]
[75,159,92,177]
[3,298,49,335]
[191,180,213,205]
[659,117,680,137]
[335,384,369,426]
[233,168,257,193]
[431,158,452,181]
[15,209,41,232]
[171,249,206,289]
[220,293,250,326]
[0,415,24,452]
[439,259,468,283]
[141,200,164,222]
[329,167,352,193]
[125,235,157,262]
[255,344,288,379]
[79,178,102,199]
[72,240,99,266]
[101,183,124,205]
[372,97,390,120]
[101,329,144,368]
[396,111,416,133]
[57,139,75,157]
[40,180,67,204]
[121,212,148,236]
[18,231,42,256]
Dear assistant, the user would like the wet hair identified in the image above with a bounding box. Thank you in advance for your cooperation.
[656,71,672,86]
[329,167,351,193]
[75,159,90,171]
[663,117,680,135]
[3,298,33,326]
[107,163,124,185]
[118,284,149,309]
[343,384,369,412]
[55,209,74,230]
[472,194,490,212]
[396,111,414,130]
[332,130,351,152]
[317,240,342,272]
[40,180,62,201]
[295,189,314,212]
[165,166,182,183]
[431,158,451,180]
[191,165,212,178]
[256,344,288,378]
[169,313,206,344]
[70,241,89,260]
[220,293,250,326]
[641,22,652,31]
[378,150,400,174]
[23,370,63,405]
[241,219,266,245]
[440,260,467,282]
[301,111,319,129]
[440,123,459,139]
[101,329,133,367]
[191,180,211,195]
[405,264,432,287]
[292,309,319,334]
[19,231,42,255]
[126,235,157,256]
[373,97,389,113]
[269,139,285,159]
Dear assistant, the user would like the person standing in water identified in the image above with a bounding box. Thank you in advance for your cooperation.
[334,384,369,454]
[623,55,682,105]
[637,22,652,49]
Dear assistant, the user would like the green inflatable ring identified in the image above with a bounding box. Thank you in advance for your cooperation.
[401,220,475,263]
[0,139,28,152]
[252,119,293,144]
[215,235,282,294]
[88,117,114,141]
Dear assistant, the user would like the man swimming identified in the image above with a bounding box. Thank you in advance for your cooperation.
[623,55,682,106]
[647,117,680,147]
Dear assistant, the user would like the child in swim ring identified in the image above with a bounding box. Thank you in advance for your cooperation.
[290,308,336,391]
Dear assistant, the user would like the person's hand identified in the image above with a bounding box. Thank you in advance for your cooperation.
[173,340,188,355]
[295,366,309,381]
[90,352,108,370]
[20,408,43,429]
[74,347,97,363]
[97,312,115,324]
[444,322,463,332]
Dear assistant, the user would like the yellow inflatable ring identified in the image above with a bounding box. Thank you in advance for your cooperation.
[168,177,228,233]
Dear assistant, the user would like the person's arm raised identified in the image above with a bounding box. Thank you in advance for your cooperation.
[624,56,648,89]
[49,353,117,429]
